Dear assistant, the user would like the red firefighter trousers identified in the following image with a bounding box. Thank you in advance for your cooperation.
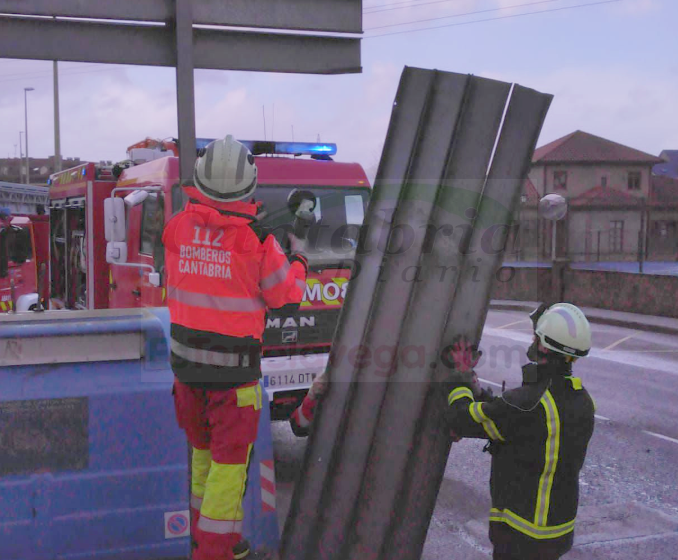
[173,379,262,560]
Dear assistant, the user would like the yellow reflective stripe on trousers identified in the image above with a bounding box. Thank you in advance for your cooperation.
[191,448,213,500]
[535,390,561,526]
[469,402,505,442]
[448,387,474,406]
[200,443,254,523]
[236,383,262,410]
[490,508,574,540]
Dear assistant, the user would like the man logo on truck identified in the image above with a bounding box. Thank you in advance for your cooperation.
[266,316,316,329]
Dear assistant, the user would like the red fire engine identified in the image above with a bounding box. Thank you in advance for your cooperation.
[0,211,50,312]
[51,138,371,418]
[48,163,117,310]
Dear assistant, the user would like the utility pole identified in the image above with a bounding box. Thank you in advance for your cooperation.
[19,131,24,183]
[54,60,62,172]
[638,197,646,274]
[174,0,197,185]
[24,87,35,184]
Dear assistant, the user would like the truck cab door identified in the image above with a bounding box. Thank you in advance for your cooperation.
[109,203,141,309]
[138,193,165,307]
[108,191,166,309]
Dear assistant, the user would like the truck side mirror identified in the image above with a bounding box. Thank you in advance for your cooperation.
[124,190,149,207]
[106,242,128,264]
[287,189,317,218]
[104,197,126,242]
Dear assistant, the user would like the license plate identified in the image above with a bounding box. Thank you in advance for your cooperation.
[263,372,317,389]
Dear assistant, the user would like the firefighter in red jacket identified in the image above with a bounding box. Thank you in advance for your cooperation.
[445,303,595,560]
[163,135,308,560]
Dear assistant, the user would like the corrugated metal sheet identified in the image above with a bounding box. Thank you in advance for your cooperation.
[281,67,552,560]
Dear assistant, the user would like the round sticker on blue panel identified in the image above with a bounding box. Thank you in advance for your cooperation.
[167,513,189,535]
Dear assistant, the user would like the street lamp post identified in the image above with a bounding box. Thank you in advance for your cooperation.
[538,193,568,301]
[18,131,24,183]
[24,87,35,185]
[54,61,62,172]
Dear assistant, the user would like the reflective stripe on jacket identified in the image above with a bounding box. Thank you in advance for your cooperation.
[163,197,307,387]
[446,365,595,555]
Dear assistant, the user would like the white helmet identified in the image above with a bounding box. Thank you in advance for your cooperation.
[194,135,257,202]
[534,303,591,358]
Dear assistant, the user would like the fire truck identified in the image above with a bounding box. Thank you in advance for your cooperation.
[48,163,118,310]
[50,138,371,418]
[0,211,50,312]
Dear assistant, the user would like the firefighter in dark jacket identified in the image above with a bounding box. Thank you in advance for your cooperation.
[445,303,595,560]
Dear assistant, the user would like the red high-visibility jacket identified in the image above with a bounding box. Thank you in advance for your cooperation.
[163,187,307,388]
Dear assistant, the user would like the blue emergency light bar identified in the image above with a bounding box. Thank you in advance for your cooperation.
[195,138,337,157]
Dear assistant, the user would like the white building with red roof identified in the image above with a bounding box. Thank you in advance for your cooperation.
[507,131,677,261]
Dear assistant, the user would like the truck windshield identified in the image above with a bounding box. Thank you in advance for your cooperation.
[255,185,370,268]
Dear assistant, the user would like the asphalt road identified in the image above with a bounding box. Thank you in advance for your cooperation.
[270,309,678,559]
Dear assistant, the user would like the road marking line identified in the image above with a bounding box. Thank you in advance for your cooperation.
[478,378,503,388]
[612,350,678,353]
[644,431,678,445]
[496,319,529,329]
[603,333,636,351]
[649,266,678,275]
[594,414,610,421]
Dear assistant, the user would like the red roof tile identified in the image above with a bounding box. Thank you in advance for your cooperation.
[533,131,663,164]
[522,177,540,205]
[570,186,643,208]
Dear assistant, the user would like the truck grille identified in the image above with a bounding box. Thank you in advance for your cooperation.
[262,308,340,357]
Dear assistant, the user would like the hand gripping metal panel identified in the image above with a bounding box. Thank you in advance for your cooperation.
[280,67,552,560]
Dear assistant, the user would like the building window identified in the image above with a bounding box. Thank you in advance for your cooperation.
[654,221,675,238]
[610,220,624,252]
[628,171,641,190]
[553,171,568,190]
[601,176,608,188]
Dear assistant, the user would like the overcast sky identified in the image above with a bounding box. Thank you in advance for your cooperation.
[0,0,674,182]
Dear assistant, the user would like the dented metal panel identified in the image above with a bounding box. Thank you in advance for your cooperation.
[281,67,552,560]
[280,67,436,558]
[345,76,516,560]
[385,84,553,560]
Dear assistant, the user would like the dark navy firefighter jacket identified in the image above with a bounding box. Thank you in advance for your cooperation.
[446,363,595,557]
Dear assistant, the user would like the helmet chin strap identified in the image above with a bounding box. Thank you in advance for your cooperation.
[527,337,572,370]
